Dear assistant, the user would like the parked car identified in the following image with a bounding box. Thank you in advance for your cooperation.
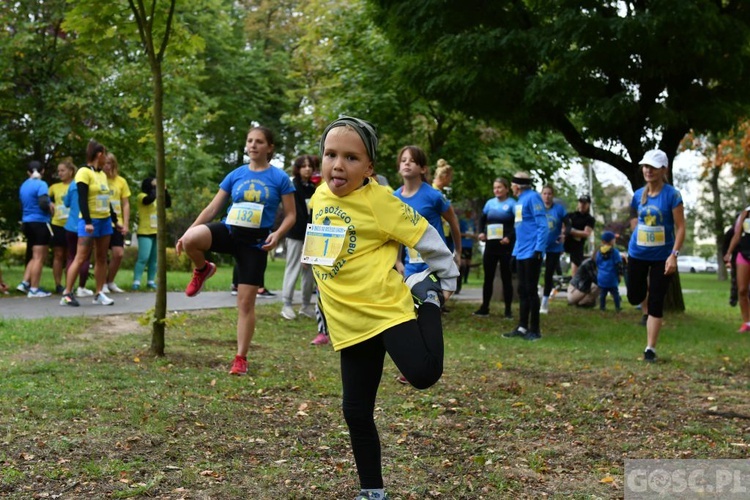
[677,255,711,273]
[705,257,718,273]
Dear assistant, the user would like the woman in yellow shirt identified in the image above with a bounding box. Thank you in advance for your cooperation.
[103,152,131,293]
[60,140,118,307]
[48,160,76,294]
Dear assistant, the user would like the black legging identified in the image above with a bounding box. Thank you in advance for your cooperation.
[627,256,671,318]
[480,251,513,315]
[517,257,542,332]
[542,252,562,297]
[340,304,443,489]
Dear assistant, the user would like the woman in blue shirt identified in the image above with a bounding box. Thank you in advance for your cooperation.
[18,160,52,297]
[474,178,516,318]
[540,184,567,314]
[176,126,296,376]
[627,149,685,362]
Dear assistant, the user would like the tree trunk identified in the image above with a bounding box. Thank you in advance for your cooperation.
[150,62,167,356]
[708,164,728,281]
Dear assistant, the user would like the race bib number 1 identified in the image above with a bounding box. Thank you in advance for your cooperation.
[486,223,504,240]
[301,224,346,265]
[226,202,263,228]
[636,224,666,247]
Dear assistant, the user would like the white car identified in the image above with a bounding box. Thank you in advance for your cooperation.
[677,255,710,273]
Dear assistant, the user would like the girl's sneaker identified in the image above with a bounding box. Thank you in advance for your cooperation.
[738,323,750,333]
[60,293,80,307]
[94,292,114,306]
[229,355,247,375]
[310,333,329,345]
[27,288,51,298]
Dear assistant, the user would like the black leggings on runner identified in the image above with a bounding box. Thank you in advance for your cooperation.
[542,252,561,297]
[517,257,542,332]
[627,256,671,318]
[340,303,443,489]
[480,251,513,314]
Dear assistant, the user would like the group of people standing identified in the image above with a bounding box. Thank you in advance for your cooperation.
[16,140,170,306]
[468,149,684,363]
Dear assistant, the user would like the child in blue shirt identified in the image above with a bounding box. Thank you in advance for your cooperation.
[596,231,623,311]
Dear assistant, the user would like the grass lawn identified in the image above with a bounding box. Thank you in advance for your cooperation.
[1,272,748,498]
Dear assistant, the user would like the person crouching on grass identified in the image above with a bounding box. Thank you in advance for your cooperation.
[308,116,458,500]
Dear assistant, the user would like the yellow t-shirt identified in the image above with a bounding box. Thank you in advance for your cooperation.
[48,182,71,227]
[136,192,158,236]
[108,175,131,225]
[309,181,428,351]
[75,166,111,219]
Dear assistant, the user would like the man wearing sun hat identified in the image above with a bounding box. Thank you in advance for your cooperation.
[564,194,596,276]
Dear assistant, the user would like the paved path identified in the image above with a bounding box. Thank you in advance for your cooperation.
[0,287,485,320]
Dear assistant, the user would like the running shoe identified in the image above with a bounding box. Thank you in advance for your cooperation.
[539,303,549,314]
[185,261,216,297]
[523,331,542,341]
[229,355,248,376]
[310,333,329,345]
[355,491,390,500]
[230,284,238,296]
[281,305,296,320]
[55,284,65,295]
[257,287,276,298]
[93,292,114,306]
[106,282,125,293]
[644,349,657,363]
[76,287,94,297]
[738,323,750,333]
[147,281,156,290]
[502,328,526,339]
[16,281,29,293]
[27,288,51,298]
[60,293,80,307]
[395,374,409,385]
[472,308,489,317]
[132,281,141,291]
[298,305,316,319]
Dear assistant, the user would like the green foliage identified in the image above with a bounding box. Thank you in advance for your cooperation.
[368,0,750,187]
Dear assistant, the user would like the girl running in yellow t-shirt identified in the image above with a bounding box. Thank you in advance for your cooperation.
[308,116,458,500]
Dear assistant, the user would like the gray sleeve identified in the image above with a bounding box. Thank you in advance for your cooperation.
[412,224,460,292]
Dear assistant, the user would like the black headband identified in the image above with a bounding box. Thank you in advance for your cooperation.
[511,176,532,186]
[320,115,378,162]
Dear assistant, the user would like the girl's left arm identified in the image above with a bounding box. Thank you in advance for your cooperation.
[263,193,296,251]
[666,202,686,275]
[442,206,462,261]
[412,224,460,294]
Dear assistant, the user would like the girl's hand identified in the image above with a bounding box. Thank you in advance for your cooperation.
[261,232,280,252]
[85,223,94,234]
[175,237,184,256]
[664,254,677,275]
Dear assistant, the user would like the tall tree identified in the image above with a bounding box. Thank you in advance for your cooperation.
[65,0,184,355]
[368,0,750,187]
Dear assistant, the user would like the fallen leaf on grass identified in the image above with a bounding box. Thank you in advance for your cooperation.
[133,357,140,363]
[600,476,614,483]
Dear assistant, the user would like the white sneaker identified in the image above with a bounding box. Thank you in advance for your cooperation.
[93,292,114,306]
[280,305,296,320]
[298,305,315,319]
[76,287,94,297]
[539,303,549,314]
[27,289,51,298]
[106,282,125,293]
